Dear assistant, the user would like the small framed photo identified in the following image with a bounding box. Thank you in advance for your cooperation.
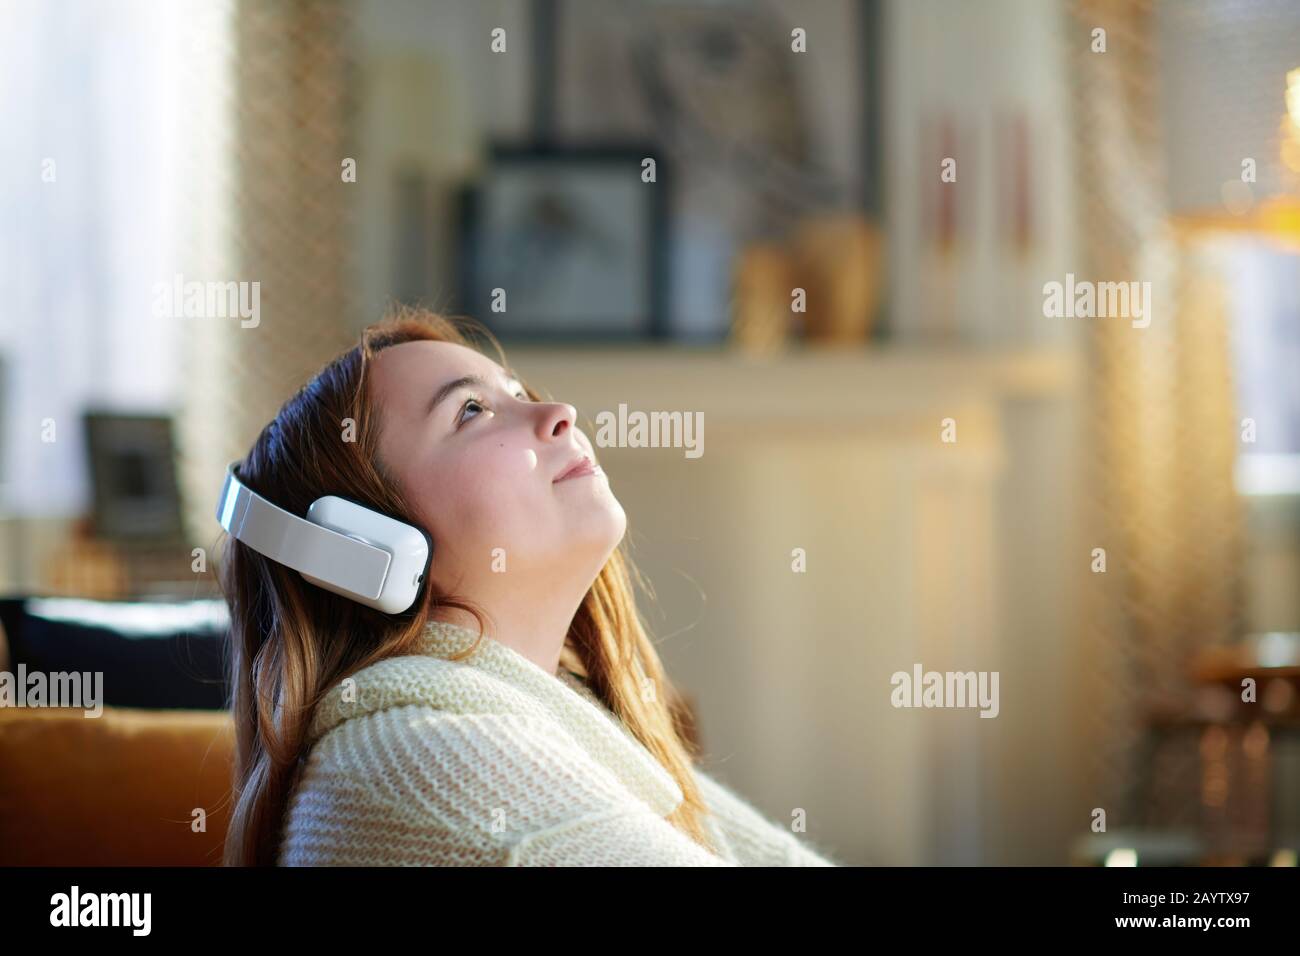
[458,143,669,342]
[82,411,185,544]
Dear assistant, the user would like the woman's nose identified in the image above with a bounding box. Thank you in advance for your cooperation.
[537,401,577,439]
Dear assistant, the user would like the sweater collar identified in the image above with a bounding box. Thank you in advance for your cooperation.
[308,619,685,819]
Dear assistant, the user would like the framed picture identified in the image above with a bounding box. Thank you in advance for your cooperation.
[457,143,670,342]
[544,0,881,341]
[82,411,185,544]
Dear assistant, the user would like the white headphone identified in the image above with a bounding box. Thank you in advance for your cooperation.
[215,461,431,614]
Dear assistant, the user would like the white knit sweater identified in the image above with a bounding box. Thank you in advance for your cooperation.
[278,620,840,866]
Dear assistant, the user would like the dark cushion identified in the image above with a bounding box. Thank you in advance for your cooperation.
[0,596,230,710]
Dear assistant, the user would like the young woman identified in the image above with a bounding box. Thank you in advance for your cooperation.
[219,304,839,866]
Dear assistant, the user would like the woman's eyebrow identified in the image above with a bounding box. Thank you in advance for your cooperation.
[425,371,524,416]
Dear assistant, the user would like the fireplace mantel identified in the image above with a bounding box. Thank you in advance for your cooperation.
[506,345,1079,434]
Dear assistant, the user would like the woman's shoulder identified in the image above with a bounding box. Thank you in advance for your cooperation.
[282,706,734,866]
[282,663,740,866]
[284,703,662,863]
[283,707,541,866]
[307,652,532,744]
[301,704,557,803]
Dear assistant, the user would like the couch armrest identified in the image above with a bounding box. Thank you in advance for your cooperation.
[0,706,235,866]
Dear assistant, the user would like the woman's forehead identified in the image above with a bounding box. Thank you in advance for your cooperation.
[371,341,513,415]
[374,341,501,388]
[375,339,484,373]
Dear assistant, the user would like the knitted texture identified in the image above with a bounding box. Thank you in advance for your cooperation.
[278,620,840,866]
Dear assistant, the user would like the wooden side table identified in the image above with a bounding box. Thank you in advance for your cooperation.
[1184,633,1300,862]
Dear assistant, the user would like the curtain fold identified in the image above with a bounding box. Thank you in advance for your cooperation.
[1069,0,1248,846]
[177,0,358,549]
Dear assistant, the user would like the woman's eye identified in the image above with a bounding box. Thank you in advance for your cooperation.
[456,389,528,428]
[457,395,490,428]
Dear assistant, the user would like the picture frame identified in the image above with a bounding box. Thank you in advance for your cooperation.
[82,411,185,544]
[545,0,882,342]
[457,142,670,342]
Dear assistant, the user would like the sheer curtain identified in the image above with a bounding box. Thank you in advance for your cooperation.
[0,0,212,517]
[1069,0,1248,848]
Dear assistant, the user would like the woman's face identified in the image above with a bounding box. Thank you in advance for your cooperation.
[369,340,626,606]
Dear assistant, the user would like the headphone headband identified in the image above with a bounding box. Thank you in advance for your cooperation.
[215,462,430,614]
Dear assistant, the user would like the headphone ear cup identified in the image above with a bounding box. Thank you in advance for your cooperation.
[302,496,431,614]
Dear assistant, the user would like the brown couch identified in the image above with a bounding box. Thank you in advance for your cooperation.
[0,704,234,866]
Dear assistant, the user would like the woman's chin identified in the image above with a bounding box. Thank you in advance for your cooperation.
[572,498,627,554]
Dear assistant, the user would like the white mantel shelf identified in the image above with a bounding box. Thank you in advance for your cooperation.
[504,344,1081,435]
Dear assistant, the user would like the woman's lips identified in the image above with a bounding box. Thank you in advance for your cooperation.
[554,456,600,482]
